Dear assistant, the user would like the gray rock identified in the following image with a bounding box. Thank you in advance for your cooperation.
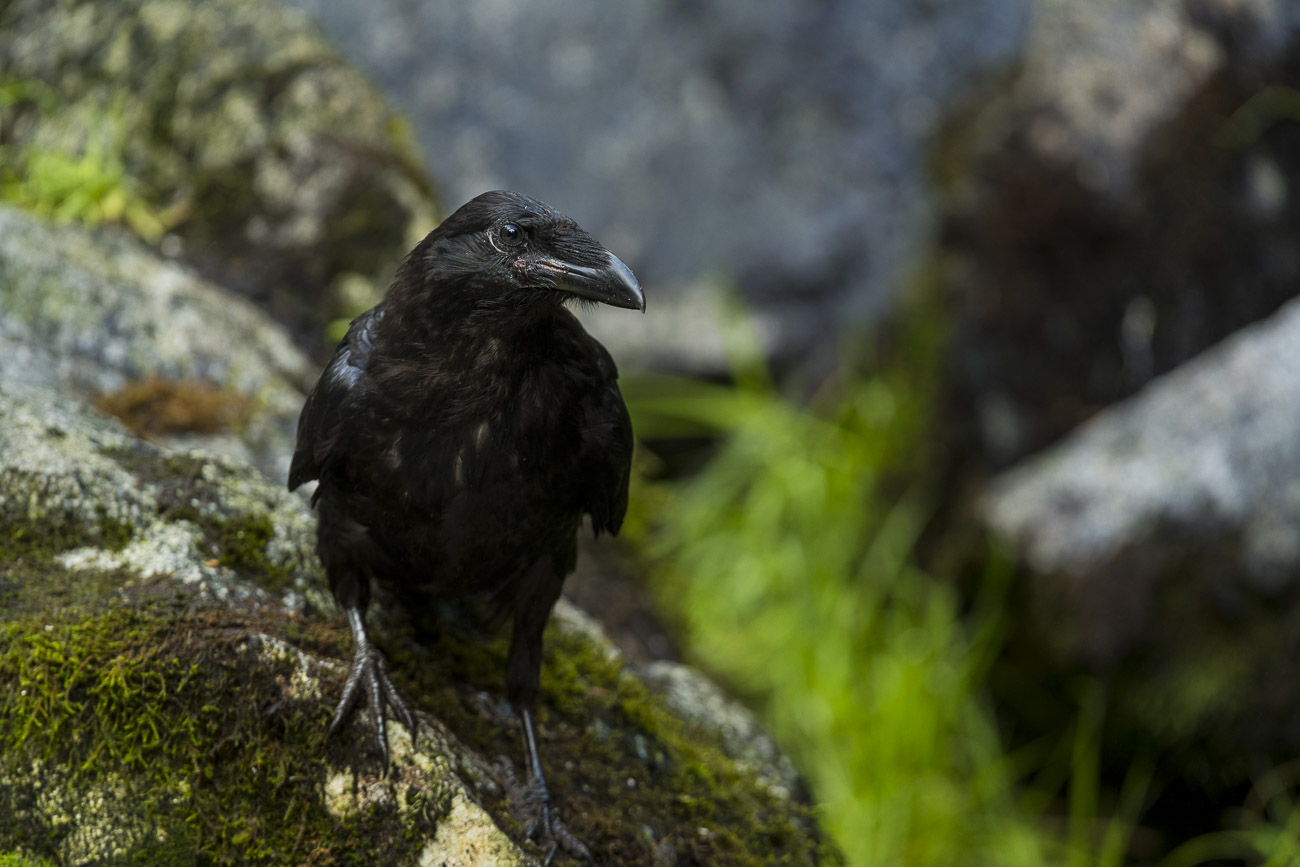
[941,0,1300,467]
[0,378,322,606]
[0,1,830,854]
[0,205,311,481]
[0,378,526,863]
[0,379,828,862]
[641,660,802,804]
[0,0,439,350]
[983,297,1300,774]
[281,0,1031,370]
[948,0,1300,210]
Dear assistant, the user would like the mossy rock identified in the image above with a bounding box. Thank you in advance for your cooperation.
[0,0,439,352]
[0,380,832,865]
[0,204,312,482]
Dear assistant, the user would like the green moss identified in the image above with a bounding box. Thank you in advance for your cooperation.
[98,441,210,492]
[0,510,822,864]
[0,854,58,867]
[96,443,300,595]
[370,605,832,866]
[97,517,135,551]
[0,569,445,864]
[540,626,829,866]
[207,512,295,593]
[0,514,136,614]
[0,84,177,242]
[0,515,133,565]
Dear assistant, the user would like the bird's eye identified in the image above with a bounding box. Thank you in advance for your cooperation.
[498,223,523,247]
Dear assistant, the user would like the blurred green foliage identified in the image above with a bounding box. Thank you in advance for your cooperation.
[1215,85,1300,149]
[626,374,1038,864]
[624,291,1071,865]
[1159,761,1300,867]
[621,291,1300,866]
[0,82,177,242]
[0,856,57,867]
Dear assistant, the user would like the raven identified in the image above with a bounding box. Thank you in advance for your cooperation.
[288,190,644,860]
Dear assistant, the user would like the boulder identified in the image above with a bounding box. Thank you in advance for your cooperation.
[0,204,310,482]
[0,0,439,353]
[940,0,1300,469]
[0,3,829,859]
[983,297,1300,784]
[0,376,829,865]
[0,190,825,861]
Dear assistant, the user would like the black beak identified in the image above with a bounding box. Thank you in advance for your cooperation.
[546,251,646,312]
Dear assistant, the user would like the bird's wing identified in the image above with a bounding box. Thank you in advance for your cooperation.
[578,347,634,537]
[287,306,384,494]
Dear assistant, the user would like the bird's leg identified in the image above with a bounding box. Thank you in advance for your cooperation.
[518,705,591,865]
[330,605,416,775]
[505,563,591,864]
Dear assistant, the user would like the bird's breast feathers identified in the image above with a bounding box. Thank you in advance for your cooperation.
[365,362,589,497]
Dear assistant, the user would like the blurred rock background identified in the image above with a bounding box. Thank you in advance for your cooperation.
[281,0,1029,371]
[4,0,1300,864]
[0,0,439,353]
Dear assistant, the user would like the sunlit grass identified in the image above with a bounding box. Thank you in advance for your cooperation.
[625,377,1063,865]
[621,293,1167,866]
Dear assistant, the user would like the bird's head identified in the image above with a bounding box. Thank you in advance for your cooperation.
[402,190,646,314]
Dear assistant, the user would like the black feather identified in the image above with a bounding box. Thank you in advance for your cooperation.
[288,191,642,856]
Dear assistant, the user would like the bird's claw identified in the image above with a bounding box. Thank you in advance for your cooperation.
[543,816,592,865]
[329,644,416,775]
[518,781,591,865]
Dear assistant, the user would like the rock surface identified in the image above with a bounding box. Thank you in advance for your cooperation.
[0,192,826,862]
[983,296,1300,782]
[0,205,310,481]
[0,375,829,865]
[941,0,1300,468]
[0,379,523,863]
[0,2,829,860]
[0,0,439,353]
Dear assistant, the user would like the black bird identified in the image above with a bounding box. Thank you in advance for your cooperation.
[288,190,643,860]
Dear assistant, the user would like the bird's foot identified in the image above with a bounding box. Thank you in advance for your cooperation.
[505,705,590,863]
[329,643,416,775]
[516,778,591,866]
[496,758,590,865]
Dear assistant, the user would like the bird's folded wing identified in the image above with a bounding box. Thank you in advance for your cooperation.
[288,306,386,494]
[578,351,634,537]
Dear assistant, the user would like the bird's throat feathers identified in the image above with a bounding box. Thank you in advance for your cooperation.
[375,286,582,377]
[381,244,569,346]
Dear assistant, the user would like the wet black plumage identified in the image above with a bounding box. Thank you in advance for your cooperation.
[288,190,644,860]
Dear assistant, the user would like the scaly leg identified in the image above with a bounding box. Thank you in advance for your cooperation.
[518,705,591,865]
[330,605,416,776]
[506,558,591,864]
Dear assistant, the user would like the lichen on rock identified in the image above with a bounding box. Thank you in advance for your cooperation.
[0,378,830,865]
[0,205,314,482]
